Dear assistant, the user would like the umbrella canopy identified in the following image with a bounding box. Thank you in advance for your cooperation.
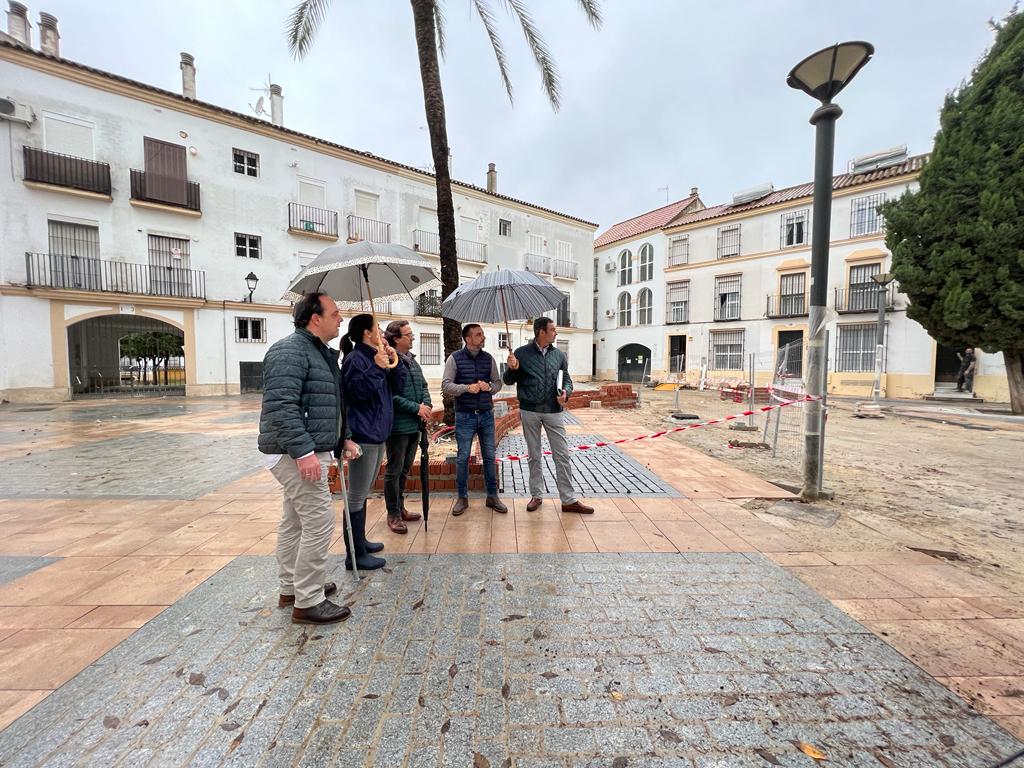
[283,240,439,308]
[440,269,565,324]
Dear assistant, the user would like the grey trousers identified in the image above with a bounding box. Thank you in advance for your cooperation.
[347,441,386,511]
[270,452,335,609]
[520,410,578,505]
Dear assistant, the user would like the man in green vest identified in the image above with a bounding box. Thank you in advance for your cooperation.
[503,317,594,514]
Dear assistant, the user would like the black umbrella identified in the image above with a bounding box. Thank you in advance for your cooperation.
[419,422,431,532]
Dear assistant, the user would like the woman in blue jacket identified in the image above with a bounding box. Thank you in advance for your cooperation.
[341,313,406,570]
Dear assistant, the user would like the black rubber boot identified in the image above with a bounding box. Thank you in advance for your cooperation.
[344,504,386,571]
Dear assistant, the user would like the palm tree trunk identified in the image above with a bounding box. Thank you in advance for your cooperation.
[411,0,461,425]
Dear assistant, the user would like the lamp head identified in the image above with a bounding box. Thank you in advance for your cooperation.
[871,271,894,287]
[787,41,874,103]
[245,272,259,291]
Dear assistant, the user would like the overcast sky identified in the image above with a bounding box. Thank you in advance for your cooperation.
[30,0,1013,231]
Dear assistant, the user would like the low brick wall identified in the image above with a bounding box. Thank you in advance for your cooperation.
[339,383,637,494]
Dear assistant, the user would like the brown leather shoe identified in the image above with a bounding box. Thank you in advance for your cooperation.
[486,496,508,513]
[401,507,422,522]
[388,517,408,534]
[278,582,337,608]
[526,497,543,512]
[561,501,595,515]
[452,497,469,516]
[292,599,351,625]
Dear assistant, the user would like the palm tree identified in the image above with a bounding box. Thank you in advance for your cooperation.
[287,0,601,417]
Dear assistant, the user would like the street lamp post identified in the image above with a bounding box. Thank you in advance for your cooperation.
[787,41,873,501]
[870,272,895,404]
[245,272,259,303]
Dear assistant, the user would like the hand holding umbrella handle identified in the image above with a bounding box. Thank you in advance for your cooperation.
[377,340,399,369]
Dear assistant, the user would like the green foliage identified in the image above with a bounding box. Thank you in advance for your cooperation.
[881,10,1024,356]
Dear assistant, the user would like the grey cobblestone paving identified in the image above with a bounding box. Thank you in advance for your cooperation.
[0,553,1019,767]
[498,435,681,497]
[0,433,267,499]
[0,556,58,586]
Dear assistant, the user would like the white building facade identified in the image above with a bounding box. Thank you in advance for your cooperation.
[0,33,596,403]
[593,155,1010,403]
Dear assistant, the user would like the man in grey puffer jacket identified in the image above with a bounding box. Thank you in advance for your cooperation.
[259,292,359,625]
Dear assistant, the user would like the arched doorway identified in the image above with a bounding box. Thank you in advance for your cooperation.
[617,343,651,383]
[67,315,186,398]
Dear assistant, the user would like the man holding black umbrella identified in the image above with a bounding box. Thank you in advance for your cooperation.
[383,320,432,533]
[504,317,594,515]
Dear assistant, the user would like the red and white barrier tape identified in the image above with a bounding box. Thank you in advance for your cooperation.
[495,394,820,462]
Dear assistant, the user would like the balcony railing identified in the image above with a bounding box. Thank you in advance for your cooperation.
[835,284,897,314]
[289,202,339,238]
[524,253,551,274]
[348,214,391,243]
[129,169,201,211]
[415,293,443,317]
[666,304,689,324]
[23,146,111,195]
[765,293,808,318]
[552,259,578,280]
[713,302,741,322]
[25,252,206,299]
[411,230,488,263]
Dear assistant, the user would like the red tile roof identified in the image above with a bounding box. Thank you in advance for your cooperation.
[594,194,701,248]
[595,154,927,249]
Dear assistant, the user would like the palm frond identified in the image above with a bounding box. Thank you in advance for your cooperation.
[434,1,447,59]
[472,0,514,104]
[501,0,561,110]
[286,0,333,60]
[575,0,603,29]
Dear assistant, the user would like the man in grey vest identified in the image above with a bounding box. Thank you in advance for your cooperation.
[503,317,594,514]
[258,292,360,625]
[442,323,508,516]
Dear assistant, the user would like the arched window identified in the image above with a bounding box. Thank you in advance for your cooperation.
[617,292,632,327]
[618,249,633,286]
[638,288,653,325]
[638,243,654,282]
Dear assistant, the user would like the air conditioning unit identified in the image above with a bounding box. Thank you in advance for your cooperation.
[603,261,616,272]
[0,97,35,125]
[604,309,615,318]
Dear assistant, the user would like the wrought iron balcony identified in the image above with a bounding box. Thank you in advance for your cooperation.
[411,230,487,263]
[25,252,206,299]
[289,202,339,238]
[524,253,552,274]
[415,293,443,317]
[765,293,808,318]
[23,146,111,196]
[129,169,201,211]
[347,214,391,243]
[835,284,897,314]
[713,303,741,322]
[666,304,689,324]
[552,259,578,280]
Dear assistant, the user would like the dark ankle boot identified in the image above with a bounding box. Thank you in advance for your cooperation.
[345,504,385,571]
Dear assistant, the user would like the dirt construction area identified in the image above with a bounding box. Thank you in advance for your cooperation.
[628,387,1024,595]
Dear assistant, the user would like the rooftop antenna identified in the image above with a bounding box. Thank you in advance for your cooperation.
[657,184,670,203]
[248,73,273,117]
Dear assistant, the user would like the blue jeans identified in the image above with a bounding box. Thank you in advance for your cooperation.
[455,410,498,497]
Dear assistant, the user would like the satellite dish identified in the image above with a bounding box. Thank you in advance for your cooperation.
[255,96,265,114]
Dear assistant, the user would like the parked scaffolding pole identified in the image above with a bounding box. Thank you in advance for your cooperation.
[673,353,684,409]
[748,353,756,427]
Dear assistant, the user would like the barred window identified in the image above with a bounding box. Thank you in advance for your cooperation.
[780,209,809,248]
[233,149,259,177]
[498,332,509,349]
[666,281,689,324]
[837,322,882,372]
[617,292,632,327]
[714,274,741,321]
[637,288,653,325]
[235,317,265,342]
[717,225,741,259]
[618,249,633,286]
[235,233,261,259]
[498,218,511,237]
[638,243,654,281]
[668,236,689,266]
[850,192,886,237]
[779,272,806,316]
[709,330,744,371]
[848,262,881,311]
[419,333,441,365]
